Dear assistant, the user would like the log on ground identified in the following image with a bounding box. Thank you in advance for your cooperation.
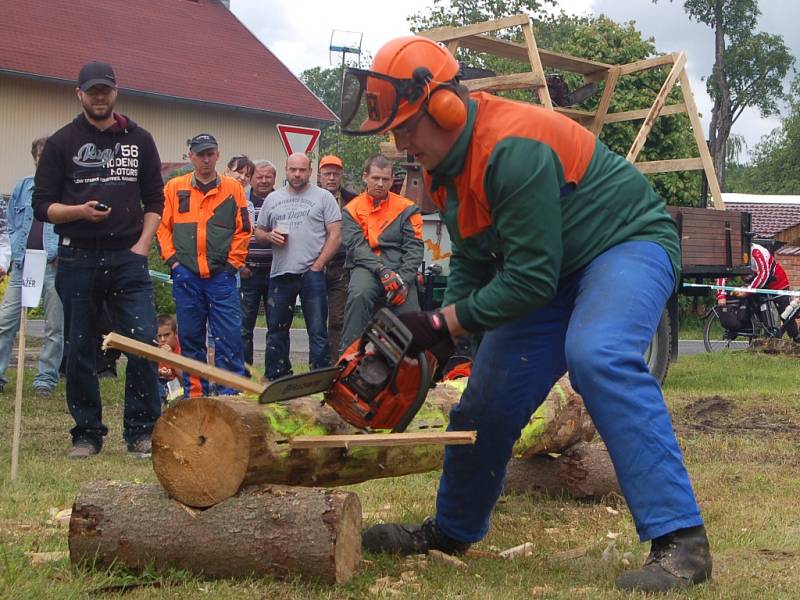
[68,480,361,584]
[503,442,621,500]
[152,376,595,508]
[750,337,800,356]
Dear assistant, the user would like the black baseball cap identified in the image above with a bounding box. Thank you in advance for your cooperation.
[187,133,219,153]
[78,61,117,91]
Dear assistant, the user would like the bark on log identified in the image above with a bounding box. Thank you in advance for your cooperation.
[69,480,361,584]
[152,377,595,507]
[503,442,621,500]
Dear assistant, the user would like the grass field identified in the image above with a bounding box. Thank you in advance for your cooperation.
[1,350,799,599]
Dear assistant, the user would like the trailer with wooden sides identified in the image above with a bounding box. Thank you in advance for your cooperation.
[383,14,752,382]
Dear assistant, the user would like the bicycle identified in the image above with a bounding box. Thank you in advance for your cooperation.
[703,294,799,352]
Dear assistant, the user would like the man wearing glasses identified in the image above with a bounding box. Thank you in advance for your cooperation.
[341,36,712,593]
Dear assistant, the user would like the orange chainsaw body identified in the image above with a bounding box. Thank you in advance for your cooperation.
[323,309,435,432]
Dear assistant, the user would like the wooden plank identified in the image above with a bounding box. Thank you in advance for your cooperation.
[619,54,677,76]
[421,14,531,42]
[592,65,620,135]
[289,431,477,449]
[522,22,552,110]
[446,40,461,55]
[554,107,596,122]
[449,34,612,75]
[103,332,264,396]
[603,103,687,124]
[626,51,687,163]
[634,157,704,174]
[776,223,800,245]
[462,71,544,93]
[678,68,724,208]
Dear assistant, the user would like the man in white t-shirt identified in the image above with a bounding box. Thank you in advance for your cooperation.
[255,153,342,380]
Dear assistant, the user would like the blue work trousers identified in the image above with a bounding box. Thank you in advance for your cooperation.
[56,247,160,448]
[437,241,703,543]
[171,265,246,396]
[266,270,329,380]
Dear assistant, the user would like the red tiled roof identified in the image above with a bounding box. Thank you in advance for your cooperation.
[0,0,336,124]
[723,203,800,238]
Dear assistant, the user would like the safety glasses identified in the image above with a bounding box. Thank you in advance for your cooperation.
[340,68,424,136]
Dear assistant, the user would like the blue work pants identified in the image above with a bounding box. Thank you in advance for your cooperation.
[436,241,703,543]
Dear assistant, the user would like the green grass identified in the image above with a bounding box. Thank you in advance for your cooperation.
[2,351,800,598]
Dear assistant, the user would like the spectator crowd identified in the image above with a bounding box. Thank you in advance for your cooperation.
[0,60,424,459]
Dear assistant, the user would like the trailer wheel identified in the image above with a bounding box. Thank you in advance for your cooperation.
[645,309,671,385]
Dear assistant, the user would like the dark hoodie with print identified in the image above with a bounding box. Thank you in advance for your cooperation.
[32,112,164,249]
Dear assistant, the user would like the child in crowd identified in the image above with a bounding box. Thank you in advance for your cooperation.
[156,314,183,405]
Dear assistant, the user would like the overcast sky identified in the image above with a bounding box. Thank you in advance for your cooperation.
[231,0,798,156]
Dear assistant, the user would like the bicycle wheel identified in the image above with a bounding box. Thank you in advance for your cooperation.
[703,309,739,352]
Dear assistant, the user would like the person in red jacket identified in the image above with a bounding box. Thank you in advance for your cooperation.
[716,242,799,340]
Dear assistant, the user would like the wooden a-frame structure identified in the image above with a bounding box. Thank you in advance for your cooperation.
[419,13,724,208]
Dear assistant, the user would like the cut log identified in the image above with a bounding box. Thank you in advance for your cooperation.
[503,442,621,500]
[750,337,800,356]
[153,377,596,508]
[69,480,361,584]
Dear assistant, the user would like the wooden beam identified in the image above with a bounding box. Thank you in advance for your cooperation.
[421,14,531,42]
[591,65,621,135]
[554,107,596,122]
[678,67,724,208]
[634,157,704,174]
[619,54,677,76]
[462,71,543,92]
[603,103,687,124]
[522,22,552,110]
[626,51,687,163]
[446,40,461,55]
[103,332,264,396]
[289,431,477,449]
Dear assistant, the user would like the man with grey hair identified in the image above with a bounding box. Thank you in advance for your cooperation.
[255,153,341,380]
[240,159,277,372]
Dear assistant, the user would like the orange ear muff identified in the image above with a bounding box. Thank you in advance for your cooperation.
[426,86,467,130]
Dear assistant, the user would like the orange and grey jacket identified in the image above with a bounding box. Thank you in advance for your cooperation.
[342,191,423,285]
[426,92,681,332]
[157,173,250,277]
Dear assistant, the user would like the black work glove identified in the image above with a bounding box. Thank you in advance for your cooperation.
[398,311,454,380]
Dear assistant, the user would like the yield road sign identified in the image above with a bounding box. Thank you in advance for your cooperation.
[276,124,321,156]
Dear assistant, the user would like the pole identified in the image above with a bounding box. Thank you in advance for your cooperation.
[10,307,26,481]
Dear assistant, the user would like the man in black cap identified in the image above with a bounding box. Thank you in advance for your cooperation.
[32,61,165,459]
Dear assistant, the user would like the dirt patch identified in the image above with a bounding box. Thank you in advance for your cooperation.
[677,396,800,435]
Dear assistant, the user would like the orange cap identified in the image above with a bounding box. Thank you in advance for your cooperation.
[319,155,344,169]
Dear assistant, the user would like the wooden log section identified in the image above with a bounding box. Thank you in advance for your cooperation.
[504,442,621,500]
[153,376,594,508]
[69,481,361,584]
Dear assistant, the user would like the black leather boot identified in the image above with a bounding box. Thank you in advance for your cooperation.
[615,525,712,593]
[362,517,471,556]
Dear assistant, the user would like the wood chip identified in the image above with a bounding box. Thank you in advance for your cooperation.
[550,546,589,561]
[26,551,68,565]
[499,542,535,559]
[429,549,468,569]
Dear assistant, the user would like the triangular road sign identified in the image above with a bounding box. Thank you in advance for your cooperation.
[276,124,321,156]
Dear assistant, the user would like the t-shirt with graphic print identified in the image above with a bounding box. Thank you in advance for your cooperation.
[256,184,341,277]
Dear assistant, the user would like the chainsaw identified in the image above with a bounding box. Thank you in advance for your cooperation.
[258,308,436,432]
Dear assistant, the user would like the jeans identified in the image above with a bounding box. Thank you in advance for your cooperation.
[172,265,246,396]
[56,246,160,449]
[0,262,63,389]
[266,270,329,380]
[436,241,703,544]
[239,265,270,367]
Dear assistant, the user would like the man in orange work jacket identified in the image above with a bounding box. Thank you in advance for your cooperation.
[157,133,250,396]
[340,155,424,353]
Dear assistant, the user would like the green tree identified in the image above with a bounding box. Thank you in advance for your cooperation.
[726,74,800,194]
[656,0,794,190]
[300,67,381,189]
[409,7,701,204]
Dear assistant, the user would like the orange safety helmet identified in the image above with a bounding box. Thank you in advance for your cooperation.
[340,36,466,135]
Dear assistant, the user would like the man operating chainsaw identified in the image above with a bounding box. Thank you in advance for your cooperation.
[340,36,712,593]
[339,154,424,354]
